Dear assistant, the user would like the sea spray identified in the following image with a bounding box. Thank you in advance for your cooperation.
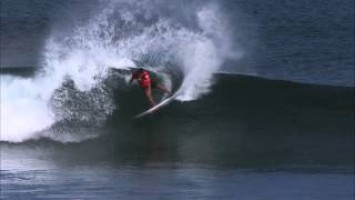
[0,0,238,142]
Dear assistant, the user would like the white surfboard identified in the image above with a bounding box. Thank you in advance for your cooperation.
[134,92,178,119]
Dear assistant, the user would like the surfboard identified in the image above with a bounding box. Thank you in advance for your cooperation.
[134,92,178,119]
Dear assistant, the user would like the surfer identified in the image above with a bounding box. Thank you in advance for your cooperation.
[130,68,172,107]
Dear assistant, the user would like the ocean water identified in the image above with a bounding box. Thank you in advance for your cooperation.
[1,0,354,199]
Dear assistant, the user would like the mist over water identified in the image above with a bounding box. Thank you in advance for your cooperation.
[1,0,237,142]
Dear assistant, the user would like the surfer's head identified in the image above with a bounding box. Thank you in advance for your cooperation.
[133,68,144,74]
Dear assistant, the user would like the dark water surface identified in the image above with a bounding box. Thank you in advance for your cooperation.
[1,74,354,199]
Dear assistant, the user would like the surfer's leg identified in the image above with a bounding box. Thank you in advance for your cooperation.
[155,84,172,96]
[144,85,156,106]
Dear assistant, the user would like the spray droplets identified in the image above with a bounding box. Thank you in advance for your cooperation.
[1,0,236,143]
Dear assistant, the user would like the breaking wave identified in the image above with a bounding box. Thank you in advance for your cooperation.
[0,0,240,143]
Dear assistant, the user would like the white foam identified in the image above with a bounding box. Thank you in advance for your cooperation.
[1,75,55,142]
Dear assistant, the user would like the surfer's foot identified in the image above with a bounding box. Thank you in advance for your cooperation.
[149,100,156,107]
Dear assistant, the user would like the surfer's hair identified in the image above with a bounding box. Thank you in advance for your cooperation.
[136,68,144,73]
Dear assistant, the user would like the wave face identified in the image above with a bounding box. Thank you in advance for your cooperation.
[1,0,238,142]
[1,74,353,169]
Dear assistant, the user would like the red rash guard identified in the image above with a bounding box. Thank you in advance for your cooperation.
[133,70,151,89]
